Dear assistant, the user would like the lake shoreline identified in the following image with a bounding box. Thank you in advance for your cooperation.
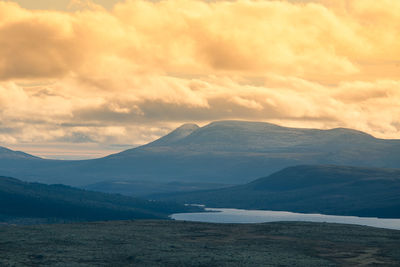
[171,207,400,230]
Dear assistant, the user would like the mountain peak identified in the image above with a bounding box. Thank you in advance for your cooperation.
[205,120,281,129]
[148,123,200,146]
[176,123,200,131]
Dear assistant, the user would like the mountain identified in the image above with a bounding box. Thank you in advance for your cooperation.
[0,121,400,191]
[0,146,39,160]
[148,123,199,146]
[0,176,199,223]
[154,165,400,218]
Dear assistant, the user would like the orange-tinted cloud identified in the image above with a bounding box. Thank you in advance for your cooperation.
[2,0,399,81]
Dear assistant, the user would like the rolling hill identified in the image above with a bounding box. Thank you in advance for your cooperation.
[154,165,400,218]
[0,176,199,223]
[0,146,39,160]
[0,121,400,192]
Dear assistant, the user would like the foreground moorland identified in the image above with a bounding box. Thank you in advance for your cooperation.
[0,220,399,266]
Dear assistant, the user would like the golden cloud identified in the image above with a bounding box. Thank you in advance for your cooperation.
[2,0,399,81]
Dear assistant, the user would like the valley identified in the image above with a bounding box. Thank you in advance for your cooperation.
[155,165,400,218]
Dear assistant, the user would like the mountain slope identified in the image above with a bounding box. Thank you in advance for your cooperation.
[0,176,199,222]
[147,123,200,146]
[83,180,231,197]
[0,120,400,188]
[154,165,400,218]
[0,146,39,160]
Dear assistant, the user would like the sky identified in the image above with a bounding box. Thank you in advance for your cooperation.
[1,0,399,159]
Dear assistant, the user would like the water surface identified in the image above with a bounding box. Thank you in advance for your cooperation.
[171,208,400,230]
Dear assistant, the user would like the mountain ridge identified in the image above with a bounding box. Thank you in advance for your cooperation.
[0,146,40,160]
[0,120,399,189]
[147,123,200,147]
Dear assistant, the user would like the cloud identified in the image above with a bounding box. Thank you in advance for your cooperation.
[3,0,399,81]
[1,74,399,147]
[0,0,399,156]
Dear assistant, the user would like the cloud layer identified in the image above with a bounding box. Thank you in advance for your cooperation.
[0,0,399,157]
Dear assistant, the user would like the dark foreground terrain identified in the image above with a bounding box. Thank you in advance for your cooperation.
[0,221,399,266]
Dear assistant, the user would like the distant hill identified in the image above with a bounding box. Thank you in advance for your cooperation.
[0,146,39,160]
[0,121,400,191]
[0,176,199,223]
[154,165,400,218]
[83,180,232,197]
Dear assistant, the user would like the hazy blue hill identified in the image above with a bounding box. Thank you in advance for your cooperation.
[0,146,39,160]
[155,165,400,218]
[0,121,400,191]
[95,121,400,186]
[148,121,377,152]
[0,176,199,223]
[83,180,231,197]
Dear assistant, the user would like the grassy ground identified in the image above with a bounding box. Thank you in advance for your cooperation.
[0,220,399,266]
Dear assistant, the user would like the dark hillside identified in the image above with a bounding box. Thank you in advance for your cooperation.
[0,176,199,223]
[155,165,400,218]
